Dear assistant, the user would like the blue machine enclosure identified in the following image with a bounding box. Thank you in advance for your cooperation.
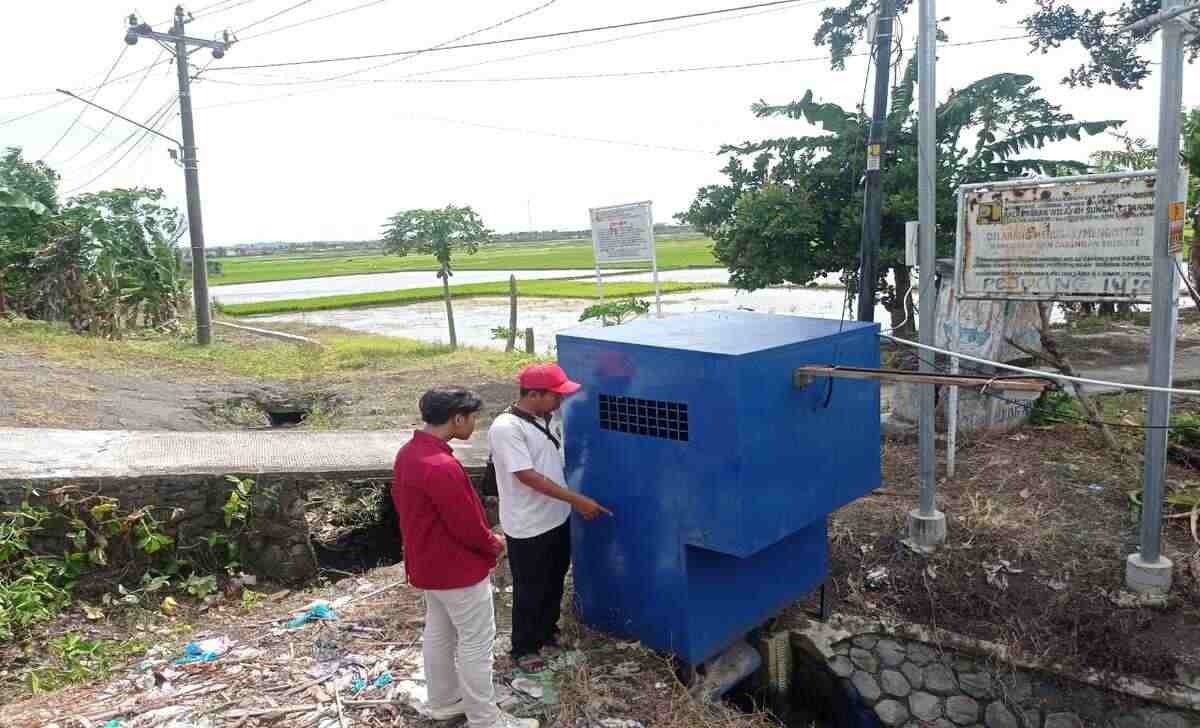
[558,312,881,666]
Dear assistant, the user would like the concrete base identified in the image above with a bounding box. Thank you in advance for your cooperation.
[1125,553,1173,595]
[906,508,947,550]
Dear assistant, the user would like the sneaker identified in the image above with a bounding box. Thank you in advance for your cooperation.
[428,699,466,721]
[494,711,539,728]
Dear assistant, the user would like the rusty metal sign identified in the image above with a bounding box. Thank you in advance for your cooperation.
[957,173,1158,302]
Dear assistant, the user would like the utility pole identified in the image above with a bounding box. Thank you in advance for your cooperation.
[907,0,946,549]
[125,7,229,346]
[1124,0,1195,595]
[855,0,895,323]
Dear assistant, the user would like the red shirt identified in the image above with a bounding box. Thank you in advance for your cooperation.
[392,431,502,590]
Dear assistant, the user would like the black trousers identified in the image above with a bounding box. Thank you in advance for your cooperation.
[506,520,571,658]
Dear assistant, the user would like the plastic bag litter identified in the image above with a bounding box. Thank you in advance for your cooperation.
[287,600,337,629]
[174,637,230,665]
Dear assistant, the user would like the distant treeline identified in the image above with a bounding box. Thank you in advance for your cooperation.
[202,224,697,258]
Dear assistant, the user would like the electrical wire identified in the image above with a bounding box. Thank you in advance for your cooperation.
[63,98,178,195]
[41,46,130,161]
[210,0,795,88]
[233,0,319,34]
[204,54,841,87]
[264,0,566,88]
[58,49,168,166]
[205,0,827,72]
[238,0,395,41]
[193,0,267,21]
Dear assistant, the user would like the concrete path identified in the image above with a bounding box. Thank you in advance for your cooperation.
[0,428,489,481]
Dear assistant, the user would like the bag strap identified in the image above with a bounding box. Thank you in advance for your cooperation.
[502,405,560,450]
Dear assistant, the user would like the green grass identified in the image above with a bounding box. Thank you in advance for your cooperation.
[0,316,542,380]
[220,279,721,317]
[210,236,719,286]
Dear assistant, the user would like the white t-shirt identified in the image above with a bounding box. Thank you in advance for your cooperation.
[488,411,572,539]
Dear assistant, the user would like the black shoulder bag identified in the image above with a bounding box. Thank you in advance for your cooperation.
[479,406,559,496]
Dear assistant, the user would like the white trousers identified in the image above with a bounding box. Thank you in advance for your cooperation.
[424,578,500,728]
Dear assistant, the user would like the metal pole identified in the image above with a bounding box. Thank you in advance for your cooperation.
[174,6,212,345]
[649,202,662,318]
[907,0,946,549]
[856,0,895,323]
[1128,0,1187,594]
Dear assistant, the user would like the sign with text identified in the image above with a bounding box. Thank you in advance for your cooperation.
[959,175,1157,302]
[590,201,655,264]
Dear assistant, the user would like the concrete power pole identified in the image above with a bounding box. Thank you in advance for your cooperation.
[126,6,229,346]
[855,0,895,323]
[1124,0,1196,594]
[907,0,946,549]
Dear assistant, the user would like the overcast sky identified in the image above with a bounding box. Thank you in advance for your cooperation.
[2,0,1197,246]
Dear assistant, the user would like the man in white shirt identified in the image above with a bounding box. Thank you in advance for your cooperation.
[488,363,611,669]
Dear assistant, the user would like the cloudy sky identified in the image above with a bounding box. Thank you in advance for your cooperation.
[1,0,1196,246]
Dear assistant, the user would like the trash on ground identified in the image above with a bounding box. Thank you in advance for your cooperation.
[287,599,338,629]
[174,637,230,665]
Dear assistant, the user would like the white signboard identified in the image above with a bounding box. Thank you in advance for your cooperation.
[958,175,1157,301]
[590,201,655,264]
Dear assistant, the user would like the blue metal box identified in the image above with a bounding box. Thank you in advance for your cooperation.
[557,312,881,665]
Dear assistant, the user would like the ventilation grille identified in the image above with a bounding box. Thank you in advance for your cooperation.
[598,394,689,441]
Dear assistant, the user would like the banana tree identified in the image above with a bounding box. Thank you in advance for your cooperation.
[681,67,1123,335]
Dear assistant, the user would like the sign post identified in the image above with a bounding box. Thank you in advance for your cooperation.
[589,200,661,317]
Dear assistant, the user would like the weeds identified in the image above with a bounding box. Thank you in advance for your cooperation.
[0,476,264,648]
[1030,390,1079,426]
[25,635,150,693]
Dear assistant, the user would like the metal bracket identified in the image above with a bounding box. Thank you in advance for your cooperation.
[792,369,813,389]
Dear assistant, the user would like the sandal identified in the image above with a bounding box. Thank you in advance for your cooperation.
[515,653,548,673]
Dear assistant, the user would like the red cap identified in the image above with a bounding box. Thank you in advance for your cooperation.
[519,363,581,395]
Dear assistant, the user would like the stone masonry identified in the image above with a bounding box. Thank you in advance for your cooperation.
[824,635,1200,728]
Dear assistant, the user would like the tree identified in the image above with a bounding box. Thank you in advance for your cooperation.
[0,148,186,333]
[813,1,1199,90]
[381,205,490,348]
[680,68,1122,335]
[1089,131,1158,172]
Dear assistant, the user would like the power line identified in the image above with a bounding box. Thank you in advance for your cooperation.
[196,1,816,98]
[40,46,130,162]
[206,54,831,87]
[238,0,395,41]
[206,0,825,72]
[193,0,267,21]
[197,33,1028,107]
[233,0,319,34]
[58,49,170,166]
[272,0,564,87]
[62,97,178,194]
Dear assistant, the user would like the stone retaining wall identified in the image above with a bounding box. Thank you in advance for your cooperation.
[783,628,1200,728]
[0,473,322,582]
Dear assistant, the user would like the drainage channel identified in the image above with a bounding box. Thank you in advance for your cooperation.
[306,479,403,575]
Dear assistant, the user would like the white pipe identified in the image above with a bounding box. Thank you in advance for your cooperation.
[880,332,1200,397]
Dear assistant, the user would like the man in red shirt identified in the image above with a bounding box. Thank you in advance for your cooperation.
[393,388,537,728]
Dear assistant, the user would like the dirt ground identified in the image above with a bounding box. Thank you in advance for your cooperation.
[780,424,1200,685]
[0,323,520,433]
[2,557,771,728]
[4,316,1200,720]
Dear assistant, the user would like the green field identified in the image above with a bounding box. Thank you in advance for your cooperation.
[211,236,720,286]
[221,279,722,317]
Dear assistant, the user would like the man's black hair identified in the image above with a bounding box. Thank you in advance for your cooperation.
[419,388,483,425]
[519,388,550,397]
